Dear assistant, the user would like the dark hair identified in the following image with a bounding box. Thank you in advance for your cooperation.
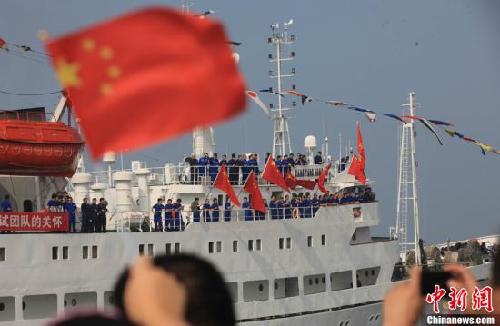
[4,194,9,200]
[49,312,131,326]
[114,254,235,326]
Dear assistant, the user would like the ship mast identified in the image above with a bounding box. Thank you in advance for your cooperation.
[394,92,421,265]
[267,20,295,158]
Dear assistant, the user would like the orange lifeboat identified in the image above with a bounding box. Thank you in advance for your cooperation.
[0,120,84,177]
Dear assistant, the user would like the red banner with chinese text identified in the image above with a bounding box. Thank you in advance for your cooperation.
[0,212,69,232]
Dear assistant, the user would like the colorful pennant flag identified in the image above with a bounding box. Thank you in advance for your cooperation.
[347,106,376,123]
[384,113,406,124]
[246,90,271,118]
[403,116,443,145]
[287,90,313,105]
[295,178,316,190]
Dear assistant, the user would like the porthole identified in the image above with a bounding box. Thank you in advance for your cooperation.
[0,302,5,311]
[345,321,349,325]
[315,278,319,284]
[71,299,76,306]
[322,276,325,283]
[371,270,375,276]
[369,315,374,321]
[339,322,344,326]
[64,300,67,307]
[22,301,26,310]
[258,284,264,292]
[108,295,115,304]
[365,271,368,277]
[309,279,313,286]
[274,282,278,290]
[375,314,379,320]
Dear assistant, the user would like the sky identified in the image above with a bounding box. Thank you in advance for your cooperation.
[0,0,499,243]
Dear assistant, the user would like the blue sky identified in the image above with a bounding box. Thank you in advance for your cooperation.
[0,0,499,242]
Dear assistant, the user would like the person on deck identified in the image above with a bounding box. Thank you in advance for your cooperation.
[276,196,284,219]
[311,194,320,215]
[241,154,250,184]
[173,199,183,231]
[283,194,291,219]
[152,198,164,232]
[242,197,252,221]
[96,198,108,232]
[276,155,284,175]
[202,199,211,222]
[198,153,210,181]
[80,198,92,233]
[47,193,58,212]
[220,154,227,166]
[185,153,198,184]
[235,154,244,185]
[282,155,290,176]
[269,195,277,220]
[247,153,259,175]
[211,198,220,222]
[224,197,232,222]
[291,193,299,218]
[90,198,98,232]
[190,198,201,223]
[227,153,238,185]
[209,153,219,182]
[164,199,174,231]
[64,197,77,232]
[1,194,12,212]
[314,151,323,164]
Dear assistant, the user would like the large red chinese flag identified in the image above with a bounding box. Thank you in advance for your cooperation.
[262,157,289,192]
[46,7,246,158]
[317,163,332,194]
[356,121,366,167]
[243,171,266,213]
[296,179,316,190]
[213,164,240,207]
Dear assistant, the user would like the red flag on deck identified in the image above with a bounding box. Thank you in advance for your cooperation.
[243,171,266,213]
[295,179,316,190]
[213,164,240,207]
[348,122,367,184]
[285,171,297,190]
[262,157,289,192]
[317,163,332,194]
[45,7,246,158]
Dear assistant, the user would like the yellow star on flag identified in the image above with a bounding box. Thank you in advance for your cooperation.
[55,59,81,88]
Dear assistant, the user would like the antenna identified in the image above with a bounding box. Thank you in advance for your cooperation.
[395,91,421,265]
[267,19,296,157]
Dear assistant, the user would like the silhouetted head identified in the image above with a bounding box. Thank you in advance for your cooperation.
[114,254,235,326]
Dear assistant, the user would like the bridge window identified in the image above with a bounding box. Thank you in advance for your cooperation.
[0,296,15,321]
[82,246,88,259]
[226,282,238,302]
[307,236,313,247]
[243,280,269,302]
[255,239,262,251]
[22,294,57,320]
[303,274,326,295]
[274,277,299,299]
[0,248,4,261]
[64,292,97,309]
[104,291,115,306]
[232,240,238,252]
[355,267,381,287]
[248,240,254,251]
[52,246,58,260]
[330,271,353,291]
[62,246,69,260]
[321,234,326,246]
[147,244,154,256]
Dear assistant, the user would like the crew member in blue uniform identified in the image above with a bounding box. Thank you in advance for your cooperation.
[291,193,299,218]
[242,197,252,221]
[152,198,164,232]
[283,194,292,219]
[209,153,219,182]
[220,154,227,166]
[302,193,312,218]
[269,195,277,219]
[247,153,259,175]
[227,153,238,185]
[282,154,290,175]
[211,198,220,222]
[64,197,77,232]
[276,155,284,175]
[241,155,250,184]
[276,196,284,219]
[224,197,232,222]
[47,193,58,212]
[287,153,296,169]
[198,153,210,180]
[1,194,12,212]
[164,199,174,231]
[312,193,320,215]
[202,198,211,222]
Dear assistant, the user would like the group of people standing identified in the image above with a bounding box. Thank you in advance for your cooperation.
[80,197,108,233]
[152,198,184,232]
[184,151,326,185]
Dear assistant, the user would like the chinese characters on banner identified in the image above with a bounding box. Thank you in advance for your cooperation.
[425,284,494,314]
[0,212,69,232]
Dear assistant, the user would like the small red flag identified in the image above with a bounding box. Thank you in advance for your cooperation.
[296,179,316,190]
[318,163,332,194]
[348,122,367,184]
[243,171,266,213]
[213,164,240,207]
[262,157,289,192]
[348,155,366,184]
[46,7,246,158]
[285,171,297,190]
